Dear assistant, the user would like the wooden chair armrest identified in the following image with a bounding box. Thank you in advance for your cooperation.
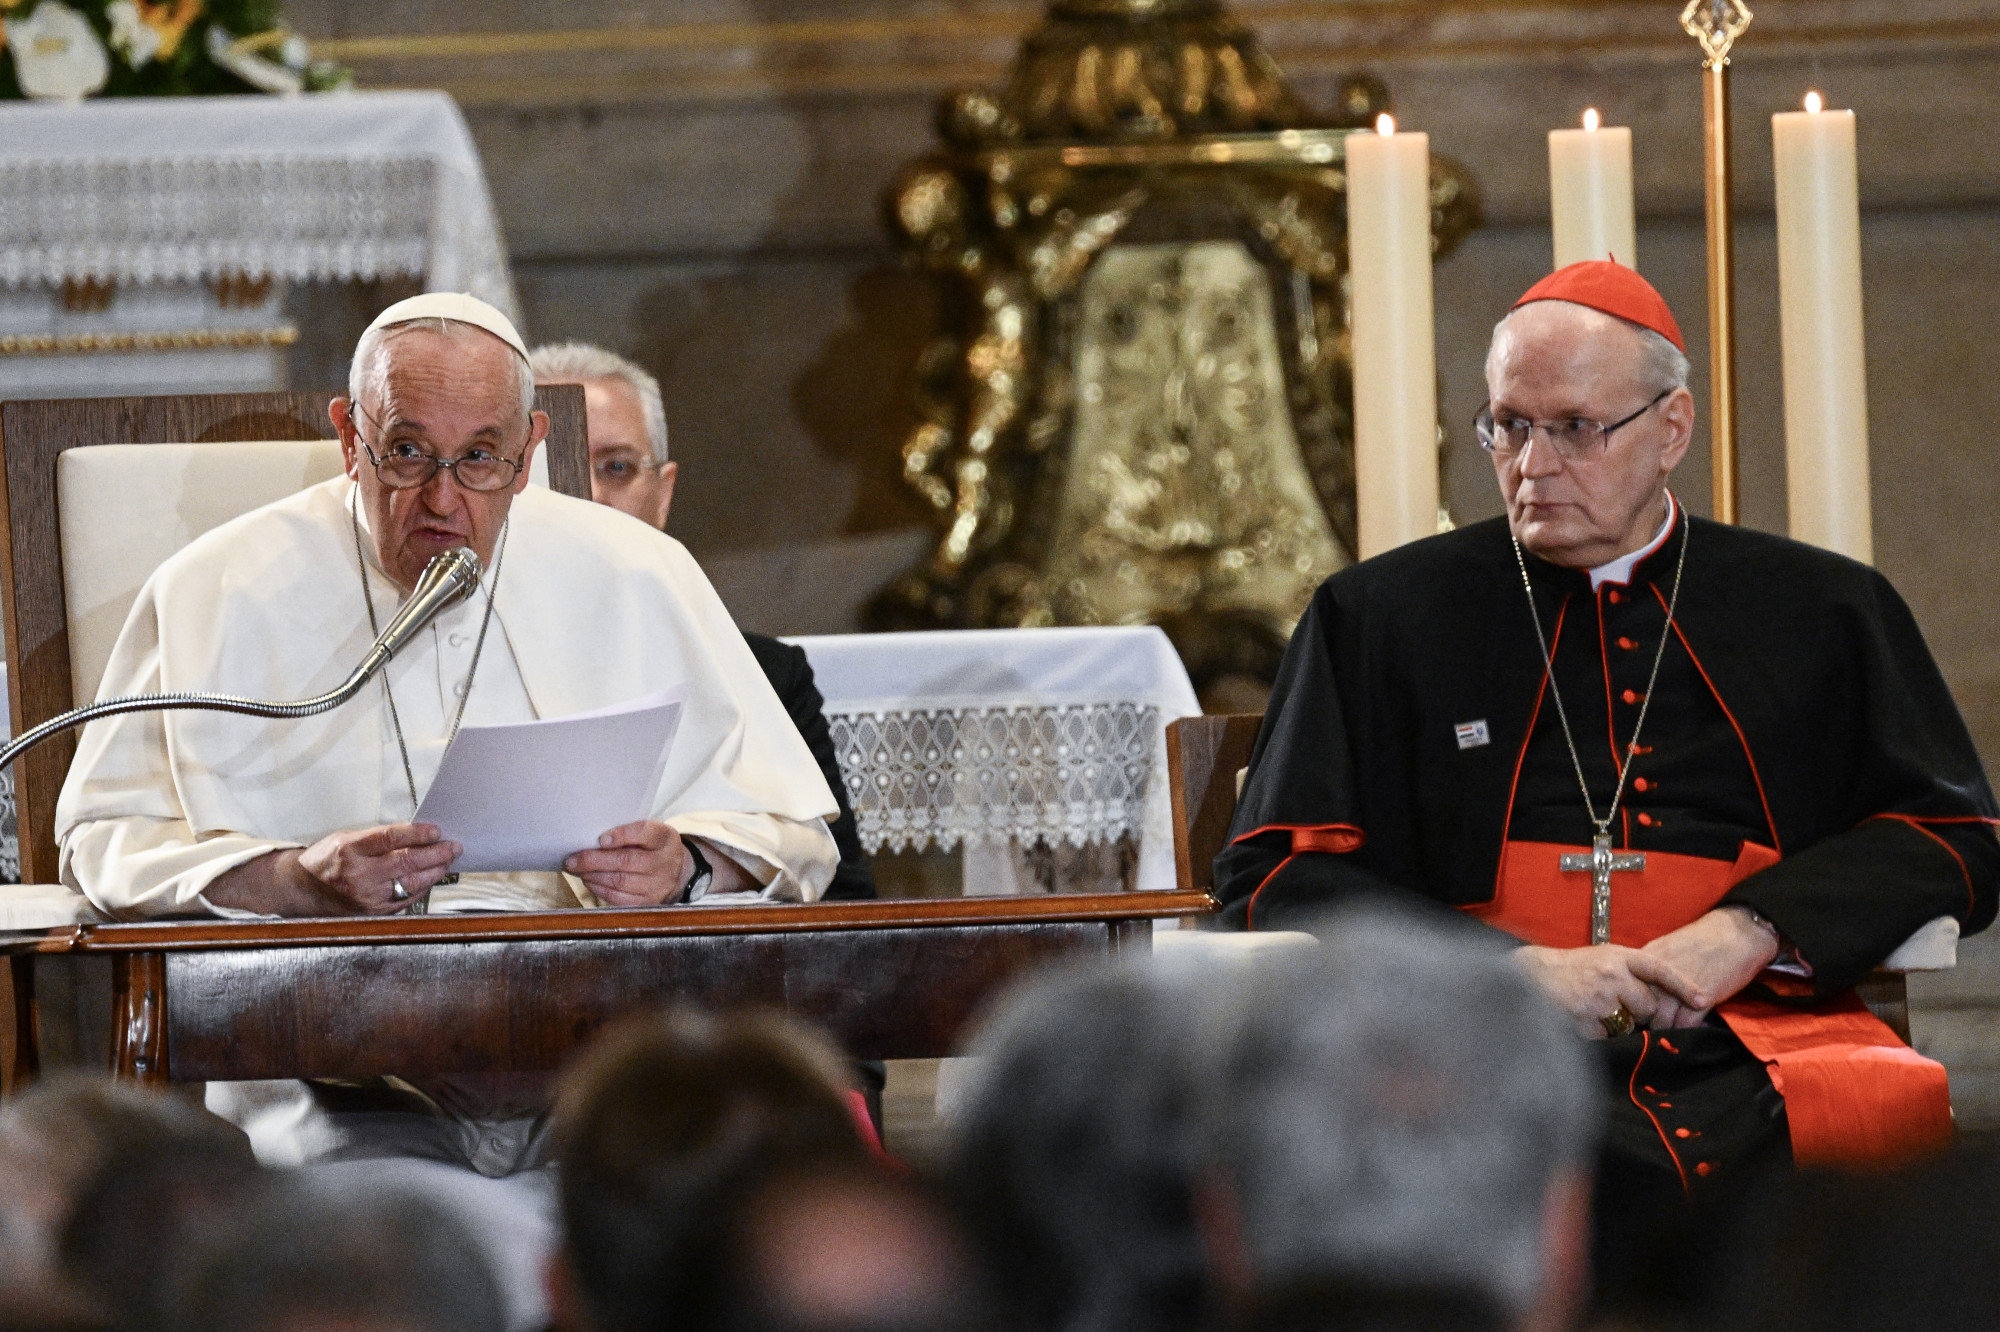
[1879,915,1959,973]
[1153,929,1316,961]
[0,884,99,931]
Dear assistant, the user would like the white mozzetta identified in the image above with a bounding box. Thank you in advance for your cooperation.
[56,479,838,917]
[789,626,1201,891]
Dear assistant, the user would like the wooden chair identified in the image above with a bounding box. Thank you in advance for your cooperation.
[0,386,1215,1088]
[1163,715,1934,1040]
[1166,713,1266,894]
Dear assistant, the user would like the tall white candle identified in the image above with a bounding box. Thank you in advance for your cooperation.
[1773,91,1872,563]
[1548,108,1636,269]
[1346,113,1439,559]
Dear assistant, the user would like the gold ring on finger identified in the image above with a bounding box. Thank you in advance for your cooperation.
[1600,1004,1636,1039]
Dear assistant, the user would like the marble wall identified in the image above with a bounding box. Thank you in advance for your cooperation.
[288,0,2000,1116]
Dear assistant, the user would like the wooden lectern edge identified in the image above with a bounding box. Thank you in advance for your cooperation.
[0,890,1220,954]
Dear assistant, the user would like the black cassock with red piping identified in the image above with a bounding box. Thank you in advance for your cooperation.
[1216,506,1998,1200]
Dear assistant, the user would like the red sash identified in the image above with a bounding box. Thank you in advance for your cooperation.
[1467,840,1954,1169]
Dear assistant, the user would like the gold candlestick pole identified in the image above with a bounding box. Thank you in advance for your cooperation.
[1682,0,1753,524]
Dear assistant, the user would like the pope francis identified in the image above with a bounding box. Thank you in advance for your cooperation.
[56,293,841,920]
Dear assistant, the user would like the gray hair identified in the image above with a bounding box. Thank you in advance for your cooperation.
[348,317,536,420]
[162,1176,505,1332]
[1487,301,1691,396]
[1203,907,1600,1315]
[949,959,1212,1332]
[528,341,670,465]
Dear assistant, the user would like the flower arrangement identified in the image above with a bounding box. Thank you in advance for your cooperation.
[0,0,348,102]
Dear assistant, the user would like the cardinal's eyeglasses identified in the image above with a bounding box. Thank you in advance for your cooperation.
[353,402,527,492]
[1476,388,1672,462]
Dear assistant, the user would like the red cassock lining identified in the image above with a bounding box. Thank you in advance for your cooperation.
[1479,836,1955,1173]
[1233,825,1368,931]
[1865,812,2000,921]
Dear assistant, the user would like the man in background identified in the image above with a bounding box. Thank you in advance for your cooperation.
[529,342,874,902]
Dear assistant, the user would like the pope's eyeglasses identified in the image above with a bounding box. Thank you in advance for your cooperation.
[353,402,526,493]
[1476,388,1672,462]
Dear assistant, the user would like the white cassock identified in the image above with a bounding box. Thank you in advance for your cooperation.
[56,475,840,916]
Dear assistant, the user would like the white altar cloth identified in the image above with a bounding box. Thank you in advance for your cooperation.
[789,627,1201,892]
[0,90,513,313]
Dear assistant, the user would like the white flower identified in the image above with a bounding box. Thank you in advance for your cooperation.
[279,33,308,71]
[3,1,111,103]
[104,0,161,69]
[205,23,303,95]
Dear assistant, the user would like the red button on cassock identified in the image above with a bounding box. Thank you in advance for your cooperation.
[1621,689,1640,705]
[1608,589,1623,603]
[1634,778,1651,792]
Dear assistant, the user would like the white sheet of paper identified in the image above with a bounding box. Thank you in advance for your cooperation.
[414,688,686,873]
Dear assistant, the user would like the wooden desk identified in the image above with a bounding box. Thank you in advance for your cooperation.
[3,892,1215,1087]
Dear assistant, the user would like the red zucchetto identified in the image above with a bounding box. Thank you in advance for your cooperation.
[1512,260,1686,353]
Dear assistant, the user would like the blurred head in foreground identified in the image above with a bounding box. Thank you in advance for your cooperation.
[948,959,1212,1332]
[0,1073,255,1325]
[160,1178,504,1332]
[1202,908,1600,1332]
[679,1155,991,1332]
[548,1007,872,1332]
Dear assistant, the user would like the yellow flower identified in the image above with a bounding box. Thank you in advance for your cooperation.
[135,0,201,60]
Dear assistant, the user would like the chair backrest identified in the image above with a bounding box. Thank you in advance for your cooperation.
[1165,713,1264,891]
[0,385,590,885]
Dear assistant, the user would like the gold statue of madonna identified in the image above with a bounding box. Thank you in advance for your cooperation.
[869,0,1479,705]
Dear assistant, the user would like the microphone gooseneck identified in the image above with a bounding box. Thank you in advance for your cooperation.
[0,547,484,773]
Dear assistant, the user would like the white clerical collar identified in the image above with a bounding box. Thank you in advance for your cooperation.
[1588,493,1678,591]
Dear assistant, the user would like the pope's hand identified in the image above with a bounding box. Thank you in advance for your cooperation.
[1639,907,1781,1026]
[1513,943,1707,1040]
[565,821,691,907]
[292,822,461,914]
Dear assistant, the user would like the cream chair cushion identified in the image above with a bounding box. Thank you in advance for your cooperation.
[59,441,346,705]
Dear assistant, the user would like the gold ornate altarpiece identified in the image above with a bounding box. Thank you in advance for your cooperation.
[868,0,1478,701]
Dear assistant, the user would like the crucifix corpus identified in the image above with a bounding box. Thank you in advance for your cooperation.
[1561,837,1649,945]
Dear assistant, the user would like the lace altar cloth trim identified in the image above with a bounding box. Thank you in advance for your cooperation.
[0,156,438,288]
[829,702,1159,854]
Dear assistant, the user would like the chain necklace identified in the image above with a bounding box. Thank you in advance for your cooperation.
[349,491,508,819]
[1509,499,1689,944]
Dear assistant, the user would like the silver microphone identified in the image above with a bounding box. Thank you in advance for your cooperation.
[352,546,484,682]
[0,547,486,773]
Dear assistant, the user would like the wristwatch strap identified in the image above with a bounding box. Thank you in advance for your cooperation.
[680,836,714,902]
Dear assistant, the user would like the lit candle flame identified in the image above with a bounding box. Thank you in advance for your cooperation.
[1375,112,1395,136]
[1804,90,1824,114]
[1583,107,1601,132]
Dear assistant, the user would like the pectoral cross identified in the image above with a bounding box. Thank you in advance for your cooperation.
[1560,832,1647,945]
